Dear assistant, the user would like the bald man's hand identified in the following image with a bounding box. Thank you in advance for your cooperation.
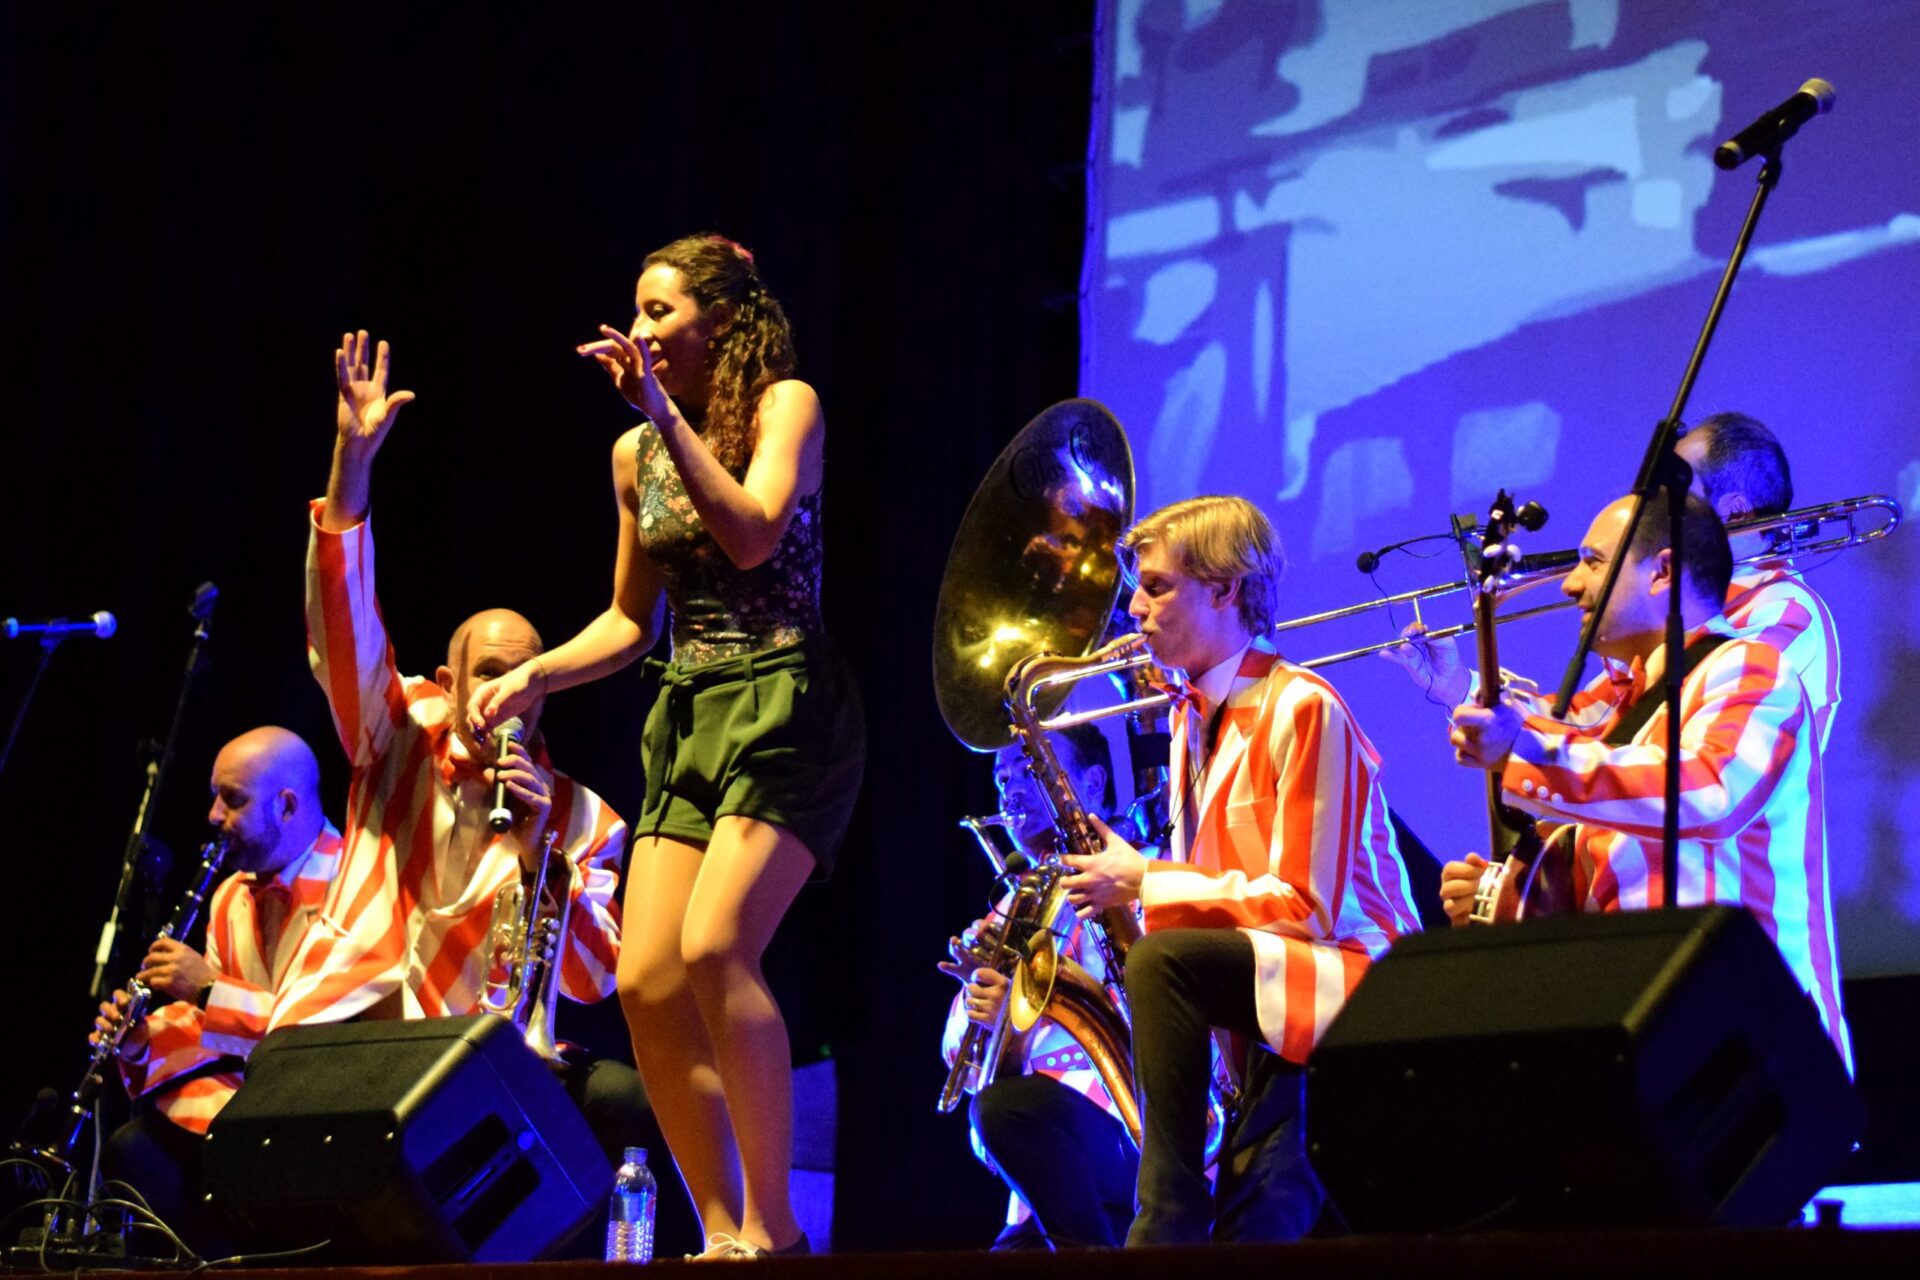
[335,330,415,458]
[487,737,554,868]
[91,990,150,1058]
[137,939,217,1003]
[324,330,416,530]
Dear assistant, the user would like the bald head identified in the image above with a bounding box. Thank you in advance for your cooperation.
[439,609,547,754]
[447,609,543,669]
[208,727,327,875]
[1561,493,1732,664]
[218,726,323,801]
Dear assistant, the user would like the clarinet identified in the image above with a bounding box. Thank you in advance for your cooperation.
[54,835,231,1165]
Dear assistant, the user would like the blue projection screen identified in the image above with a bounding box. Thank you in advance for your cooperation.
[1082,0,1920,975]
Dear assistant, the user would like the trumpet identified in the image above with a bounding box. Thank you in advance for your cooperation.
[479,829,571,1062]
[937,863,1083,1117]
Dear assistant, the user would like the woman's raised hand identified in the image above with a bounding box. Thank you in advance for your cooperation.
[468,660,543,740]
[577,324,671,421]
[335,330,416,455]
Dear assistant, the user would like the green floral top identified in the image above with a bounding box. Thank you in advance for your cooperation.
[634,423,824,666]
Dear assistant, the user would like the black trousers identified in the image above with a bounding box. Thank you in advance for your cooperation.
[1123,928,1326,1246]
[972,1072,1138,1248]
[105,1104,235,1259]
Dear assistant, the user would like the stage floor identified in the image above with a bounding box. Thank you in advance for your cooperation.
[190,1227,1920,1279]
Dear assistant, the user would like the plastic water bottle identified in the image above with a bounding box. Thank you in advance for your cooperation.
[604,1146,657,1263]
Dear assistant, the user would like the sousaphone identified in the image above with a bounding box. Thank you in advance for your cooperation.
[931,398,1136,750]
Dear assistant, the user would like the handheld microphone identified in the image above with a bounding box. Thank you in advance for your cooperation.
[4,612,117,640]
[488,717,526,834]
[1714,78,1834,170]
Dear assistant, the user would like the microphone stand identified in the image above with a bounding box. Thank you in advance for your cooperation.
[1547,147,1787,908]
[0,634,71,784]
[88,583,218,1000]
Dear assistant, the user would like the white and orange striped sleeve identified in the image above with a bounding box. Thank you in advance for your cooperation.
[553,776,626,1004]
[1139,681,1351,939]
[198,888,282,1059]
[1501,639,1805,841]
[119,1001,221,1101]
[305,500,411,768]
[1483,662,1634,740]
[1726,574,1839,750]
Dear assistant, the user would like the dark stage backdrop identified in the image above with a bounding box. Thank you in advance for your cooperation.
[1,4,1091,1251]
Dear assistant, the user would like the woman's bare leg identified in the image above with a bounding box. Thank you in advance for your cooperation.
[680,817,814,1251]
[616,835,744,1240]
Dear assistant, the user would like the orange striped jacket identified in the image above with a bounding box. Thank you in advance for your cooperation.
[1502,616,1852,1072]
[1144,643,1423,1063]
[118,825,378,1132]
[305,504,626,1020]
[1497,566,1839,748]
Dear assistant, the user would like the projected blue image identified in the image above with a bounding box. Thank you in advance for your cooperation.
[1083,0,1920,972]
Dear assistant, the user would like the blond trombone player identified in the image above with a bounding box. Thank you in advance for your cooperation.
[1059,496,1423,1246]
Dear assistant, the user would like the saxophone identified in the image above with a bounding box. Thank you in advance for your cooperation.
[1004,634,1242,1142]
[1005,641,1145,962]
[479,829,571,1062]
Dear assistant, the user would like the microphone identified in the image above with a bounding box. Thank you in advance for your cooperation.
[488,717,526,833]
[4,612,117,640]
[1355,531,1460,574]
[188,581,219,622]
[1714,79,1834,170]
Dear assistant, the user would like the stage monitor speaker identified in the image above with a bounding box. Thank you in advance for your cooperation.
[204,1014,612,1262]
[1307,905,1861,1232]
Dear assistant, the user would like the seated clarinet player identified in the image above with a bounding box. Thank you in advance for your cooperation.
[303,331,696,1254]
[1060,496,1424,1246]
[91,727,362,1254]
[1444,490,1852,1073]
[939,725,1143,1250]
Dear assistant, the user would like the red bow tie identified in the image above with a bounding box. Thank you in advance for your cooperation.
[438,738,489,789]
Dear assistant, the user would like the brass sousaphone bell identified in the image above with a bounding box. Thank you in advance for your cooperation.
[932,398,1136,750]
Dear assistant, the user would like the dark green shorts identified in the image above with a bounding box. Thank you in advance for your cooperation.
[637,638,866,876]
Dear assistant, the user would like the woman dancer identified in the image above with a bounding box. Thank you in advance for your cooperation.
[470,234,864,1258]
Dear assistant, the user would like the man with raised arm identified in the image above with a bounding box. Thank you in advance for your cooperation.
[307,330,625,1024]
[303,332,695,1252]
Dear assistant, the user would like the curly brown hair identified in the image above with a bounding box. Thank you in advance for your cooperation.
[643,233,798,476]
